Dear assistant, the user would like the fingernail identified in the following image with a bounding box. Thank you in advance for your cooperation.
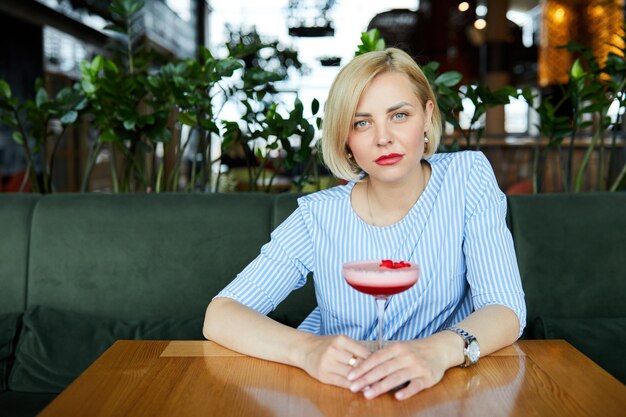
[395,391,404,400]
[350,383,360,392]
[363,389,374,399]
[347,372,355,381]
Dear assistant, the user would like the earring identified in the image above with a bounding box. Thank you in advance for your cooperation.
[347,152,353,159]
[424,133,429,143]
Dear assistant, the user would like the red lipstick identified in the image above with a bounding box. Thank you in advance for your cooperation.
[375,153,403,165]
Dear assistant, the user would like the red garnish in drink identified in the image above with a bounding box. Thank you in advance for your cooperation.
[379,259,411,269]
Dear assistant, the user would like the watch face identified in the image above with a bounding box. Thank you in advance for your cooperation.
[467,340,480,363]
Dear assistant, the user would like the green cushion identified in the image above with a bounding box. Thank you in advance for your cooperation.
[26,193,274,321]
[272,193,303,229]
[268,276,316,328]
[531,316,626,383]
[0,194,41,314]
[8,305,204,393]
[508,193,626,329]
[0,314,22,392]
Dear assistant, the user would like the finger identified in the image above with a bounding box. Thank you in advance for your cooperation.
[337,351,363,368]
[323,372,353,389]
[347,348,403,384]
[349,363,408,394]
[332,363,356,377]
[342,340,372,361]
[361,372,412,399]
[394,379,426,400]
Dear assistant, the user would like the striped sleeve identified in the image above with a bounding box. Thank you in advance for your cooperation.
[215,205,314,315]
[463,152,527,336]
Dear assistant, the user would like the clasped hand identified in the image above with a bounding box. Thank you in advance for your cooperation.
[298,335,447,400]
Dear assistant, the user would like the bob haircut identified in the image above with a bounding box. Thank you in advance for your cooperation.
[321,47,442,182]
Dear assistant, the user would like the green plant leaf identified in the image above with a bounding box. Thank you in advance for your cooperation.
[35,88,49,108]
[59,111,78,124]
[423,61,441,72]
[123,120,136,130]
[100,130,118,142]
[103,24,126,34]
[127,0,145,16]
[177,112,197,126]
[434,71,462,87]
[355,29,385,56]
[521,87,535,104]
[311,98,320,116]
[103,59,119,75]
[81,79,96,94]
[0,80,11,99]
[12,131,24,144]
[216,58,243,77]
[92,55,104,73]
[570,59,585,80]
[1,112,18,126]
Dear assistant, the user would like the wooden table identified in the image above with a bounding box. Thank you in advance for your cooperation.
[38,340,625,417]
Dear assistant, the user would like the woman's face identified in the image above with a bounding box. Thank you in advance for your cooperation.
[347,71,433,185]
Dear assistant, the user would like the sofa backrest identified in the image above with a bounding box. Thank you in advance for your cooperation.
[0,194,41,315]
[507,192,626,331]
[3,192,624,329]
[24,193,279,321]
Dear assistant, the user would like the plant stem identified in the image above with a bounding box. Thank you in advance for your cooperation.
[167,127,194,191]
[574,128,601,192]
[18,163,31,192]
[609,163,626,191]
[110,142,119,193]
[532,144,540,194]
[566,128,576,192]
[155,155,164,193]
[13,109,40,193]
[40,119,50,194]
[125,14,134,75]
[48,126,67,193]
[197,125,208,191]
[80,140,102,192]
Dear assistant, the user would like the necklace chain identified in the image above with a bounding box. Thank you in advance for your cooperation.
[365,166,427,227]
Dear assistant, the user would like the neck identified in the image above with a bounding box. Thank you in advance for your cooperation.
[366,162,429,226]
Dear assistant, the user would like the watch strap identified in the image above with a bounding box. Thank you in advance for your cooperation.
[445,326,479,367]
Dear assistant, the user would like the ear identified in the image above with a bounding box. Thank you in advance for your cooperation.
[424,100,435,132]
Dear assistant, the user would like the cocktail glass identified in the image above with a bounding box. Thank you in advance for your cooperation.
[342,260,420,351]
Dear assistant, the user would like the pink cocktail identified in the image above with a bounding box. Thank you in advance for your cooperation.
[342,260,420,350]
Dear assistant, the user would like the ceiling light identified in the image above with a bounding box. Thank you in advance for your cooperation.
[474,18,487,30]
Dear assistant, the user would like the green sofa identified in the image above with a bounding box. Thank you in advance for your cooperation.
[1,192,624,416]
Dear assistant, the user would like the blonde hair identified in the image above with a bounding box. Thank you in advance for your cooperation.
[321,48,442,182]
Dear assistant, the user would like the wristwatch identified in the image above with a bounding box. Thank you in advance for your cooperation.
[445,326,480,367]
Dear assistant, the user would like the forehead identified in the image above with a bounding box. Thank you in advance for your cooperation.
[356,72,420,109]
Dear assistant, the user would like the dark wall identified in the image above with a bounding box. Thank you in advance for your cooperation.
[0,11,43,176]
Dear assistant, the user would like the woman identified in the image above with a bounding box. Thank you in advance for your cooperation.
[203,48,526,400]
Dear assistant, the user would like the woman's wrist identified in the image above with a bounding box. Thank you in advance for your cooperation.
[287,331,317,368]
[427,329,466,369]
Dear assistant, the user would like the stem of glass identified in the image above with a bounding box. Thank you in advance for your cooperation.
[375,296,387,351]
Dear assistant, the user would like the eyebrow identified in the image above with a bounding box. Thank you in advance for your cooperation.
[354,101,415,117]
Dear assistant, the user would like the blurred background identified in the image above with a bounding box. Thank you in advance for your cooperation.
[1,0,624,194]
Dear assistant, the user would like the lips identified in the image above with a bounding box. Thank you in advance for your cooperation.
[375,153,403,165]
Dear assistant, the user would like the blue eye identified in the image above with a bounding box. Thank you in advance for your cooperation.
[393,112,408,120]
[353,120,368,129]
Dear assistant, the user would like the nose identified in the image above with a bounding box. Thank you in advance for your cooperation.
[375,124,392,146]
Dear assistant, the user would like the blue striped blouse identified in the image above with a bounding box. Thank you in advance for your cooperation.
[217,151,527,340]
